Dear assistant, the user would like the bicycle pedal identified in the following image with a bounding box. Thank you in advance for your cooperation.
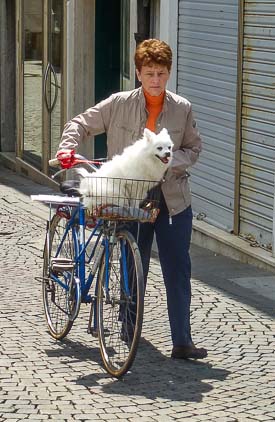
[51,258,74,272]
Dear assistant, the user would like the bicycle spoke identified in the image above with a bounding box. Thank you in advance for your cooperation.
[43,215,76,339]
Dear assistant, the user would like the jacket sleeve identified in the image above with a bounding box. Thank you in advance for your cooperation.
[170,105,202,175]
[58,95,113,151]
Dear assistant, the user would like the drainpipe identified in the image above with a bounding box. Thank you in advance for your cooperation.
[273,172,275,258]
[233,0,244,235]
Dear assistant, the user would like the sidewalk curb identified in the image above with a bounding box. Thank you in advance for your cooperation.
[192,219,275,274]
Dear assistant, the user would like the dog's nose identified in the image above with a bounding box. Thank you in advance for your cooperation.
[165,152,171,158]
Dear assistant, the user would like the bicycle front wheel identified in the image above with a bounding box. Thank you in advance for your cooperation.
[97,230,144,378]
[43,213,79,339]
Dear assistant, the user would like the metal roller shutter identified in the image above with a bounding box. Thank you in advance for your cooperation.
[177,0,239,231]
[239,0,275,248]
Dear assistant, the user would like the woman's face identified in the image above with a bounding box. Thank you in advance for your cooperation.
[136,64,170,96]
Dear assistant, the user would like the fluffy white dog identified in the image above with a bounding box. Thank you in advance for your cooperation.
[78,128,173,212]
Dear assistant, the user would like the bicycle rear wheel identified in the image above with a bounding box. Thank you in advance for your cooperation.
[43,213,79,339]
[97,229,144,378]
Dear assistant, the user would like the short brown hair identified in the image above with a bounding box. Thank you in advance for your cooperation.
[134,39,172,72]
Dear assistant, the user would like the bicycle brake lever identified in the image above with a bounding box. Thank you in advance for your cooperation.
[51,168,68,180]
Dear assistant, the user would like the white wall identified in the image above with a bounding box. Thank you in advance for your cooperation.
[66,0,95,158]
[122,0,138,91]
[159,0,178,92]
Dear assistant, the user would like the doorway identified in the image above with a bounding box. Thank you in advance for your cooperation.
[17,0,65,174]
[94,0,121,158]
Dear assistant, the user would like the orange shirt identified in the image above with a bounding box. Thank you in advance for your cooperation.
[144,89,165,133]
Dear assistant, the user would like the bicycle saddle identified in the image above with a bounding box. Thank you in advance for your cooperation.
[59,180,81,197]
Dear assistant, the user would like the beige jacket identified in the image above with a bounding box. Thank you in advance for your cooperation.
[59,87,202,216]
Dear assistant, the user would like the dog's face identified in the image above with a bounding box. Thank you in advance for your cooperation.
[144,128,173,166]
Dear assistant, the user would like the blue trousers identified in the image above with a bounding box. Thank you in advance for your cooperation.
[130,199,193,347]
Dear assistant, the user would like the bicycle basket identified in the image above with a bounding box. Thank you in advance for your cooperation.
[83,177,161,223]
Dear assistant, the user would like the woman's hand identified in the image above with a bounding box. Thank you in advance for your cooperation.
[55,149,76,168]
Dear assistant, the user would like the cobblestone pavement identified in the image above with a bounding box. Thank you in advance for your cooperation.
[1,167,275,422]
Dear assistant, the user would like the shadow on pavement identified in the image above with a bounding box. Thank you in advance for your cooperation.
[45,337,101,366]
[71,338,230,403]
[191,244,275,319]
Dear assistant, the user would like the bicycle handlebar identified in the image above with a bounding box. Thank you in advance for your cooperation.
[49,151,105,170]
[49,151,106,180]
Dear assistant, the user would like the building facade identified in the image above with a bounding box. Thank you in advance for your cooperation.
[177,0,275,255]
[0,0,275,256]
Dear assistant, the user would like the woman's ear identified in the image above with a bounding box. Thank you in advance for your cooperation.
[136,69,141,82]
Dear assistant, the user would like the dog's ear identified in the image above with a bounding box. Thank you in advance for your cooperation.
[144,128,155,142]
[159,128,169,136]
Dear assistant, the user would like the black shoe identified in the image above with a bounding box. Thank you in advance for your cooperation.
[171,344,208,360]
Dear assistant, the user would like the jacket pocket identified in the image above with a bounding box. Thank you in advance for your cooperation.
[165,128,183,148]
[112,124,137,153]
[116,123,136,136]
[162,173,187,211]
[179,177,191,206]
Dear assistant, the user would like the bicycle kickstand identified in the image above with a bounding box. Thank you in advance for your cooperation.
[87,297,98,337]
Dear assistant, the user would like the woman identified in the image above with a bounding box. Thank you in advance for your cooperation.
[57,39,207,360]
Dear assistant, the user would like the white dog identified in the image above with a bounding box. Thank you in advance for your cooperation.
[78,128,173,212]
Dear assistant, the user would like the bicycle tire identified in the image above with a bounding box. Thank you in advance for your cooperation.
[43,213,79,339]
[97,229,144,378]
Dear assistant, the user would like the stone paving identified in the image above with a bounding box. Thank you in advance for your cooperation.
[1,166,275,421]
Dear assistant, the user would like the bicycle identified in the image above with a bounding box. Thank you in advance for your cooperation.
[32,153,161,377]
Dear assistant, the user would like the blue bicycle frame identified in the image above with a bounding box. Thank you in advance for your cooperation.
[50,202,131,306]
[50,203,104,304]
